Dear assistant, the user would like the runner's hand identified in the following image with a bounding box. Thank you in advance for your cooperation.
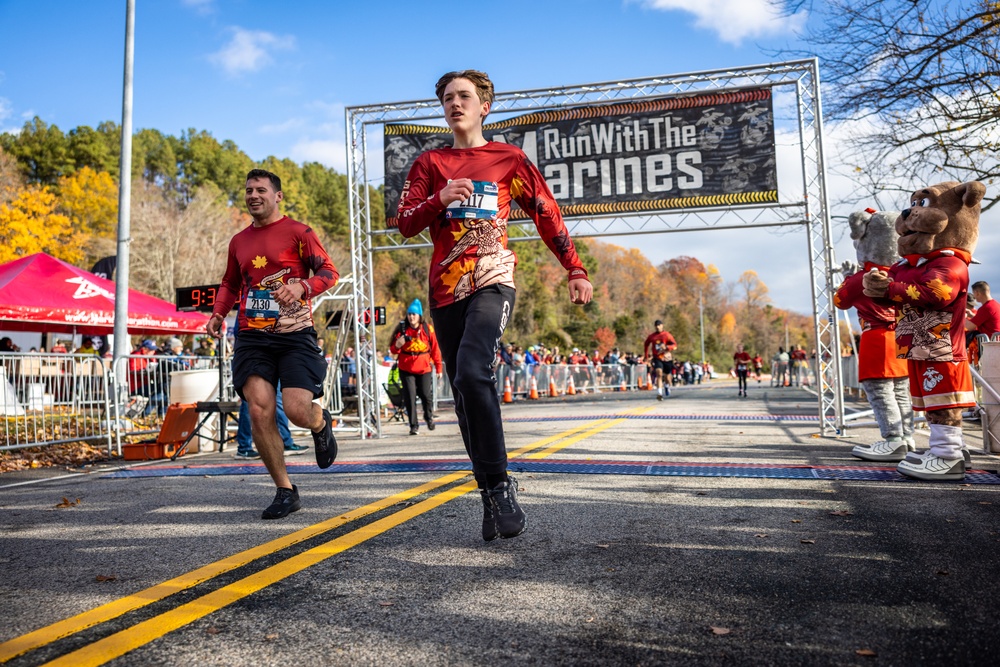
[569,277,593,305]
[206,314,225,339]
[439,179,474,206]
[271,281,306,307]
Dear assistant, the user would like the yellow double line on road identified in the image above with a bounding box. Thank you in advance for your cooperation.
[2,407,652,666]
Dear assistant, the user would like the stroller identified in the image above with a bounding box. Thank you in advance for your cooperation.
[383,363,406,423]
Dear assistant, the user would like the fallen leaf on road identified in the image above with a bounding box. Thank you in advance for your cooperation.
[265,633,279,641]
[829,510,853,516]
[95,575,116,582]
[856,648,877,657]
[755,534,769,539]
[811,434,820,438]
[978,501,992,505]
[206,627,221,635]
[595,544,610,549]
[937,570,949,576]
[800,539,816,544]
[710,626,731,635]
[790,519,802,523]
[379,601,395,607]
[585,616,595,623]
[55,497,81,508]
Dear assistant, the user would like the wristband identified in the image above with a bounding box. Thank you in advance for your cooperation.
[568,268,589,281]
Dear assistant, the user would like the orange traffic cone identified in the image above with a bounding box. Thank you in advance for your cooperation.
[502,376,513,403]
[566,374,577,396]
[620,376,628,392]
[529,375,539,400]
[548,376,558,397]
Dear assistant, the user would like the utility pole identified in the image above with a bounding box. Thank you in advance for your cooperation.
[112,0,135,366]
[699,289,706,364]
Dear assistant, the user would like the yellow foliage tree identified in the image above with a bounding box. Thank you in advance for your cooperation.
[719,311,737,339]
[57,166,119,237]
[0,186,84,264]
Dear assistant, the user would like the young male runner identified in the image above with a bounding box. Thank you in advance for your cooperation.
[207,169,339,520]
[643,320,677,400]
[396,70,592,541]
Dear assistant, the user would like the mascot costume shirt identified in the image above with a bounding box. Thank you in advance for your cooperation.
[835,209,914,462]
[863,181,986,481]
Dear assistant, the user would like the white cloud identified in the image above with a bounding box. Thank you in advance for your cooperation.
[258,118,307,135]
[639,0,807,44]
[208,27,295,76]
[181,0,215,12]
[0,97,11,123]
[290,138,347,172]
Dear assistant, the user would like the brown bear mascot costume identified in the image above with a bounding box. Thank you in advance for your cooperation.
[863,181,986,481]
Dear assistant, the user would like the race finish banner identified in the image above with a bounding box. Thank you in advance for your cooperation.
[383,87,777,227]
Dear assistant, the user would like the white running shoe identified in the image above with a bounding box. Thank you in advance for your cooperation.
[896,451,966,481]
[851,438,908,462]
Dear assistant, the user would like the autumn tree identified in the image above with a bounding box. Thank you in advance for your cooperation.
[57,167,118,237]
[0,186,84,264]
[778,0,1000,209]
[129,182,239,301]
[0,147,25,204]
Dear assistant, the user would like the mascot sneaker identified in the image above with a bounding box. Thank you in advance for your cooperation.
[851,438,910,462]
[896,451,966,481]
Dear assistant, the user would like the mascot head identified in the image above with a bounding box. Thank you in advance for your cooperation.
[848,208,902,268]
[896,181,985,256]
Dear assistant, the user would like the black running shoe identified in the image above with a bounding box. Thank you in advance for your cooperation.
[427,419,435,431]
[261,485,300,520]
[312,409,337,469]
[480,489,498,542]
[485,475,526,539]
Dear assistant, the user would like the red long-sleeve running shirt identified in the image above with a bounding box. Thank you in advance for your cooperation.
[213,216,339,333]
[396,142,588,309]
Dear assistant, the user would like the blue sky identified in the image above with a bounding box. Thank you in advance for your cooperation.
[1,0,995,320]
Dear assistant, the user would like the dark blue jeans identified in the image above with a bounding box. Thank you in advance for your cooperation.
[431,285,514,486]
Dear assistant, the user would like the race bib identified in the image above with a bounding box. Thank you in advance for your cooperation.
[244,289,279,324]
[446,180,499,220]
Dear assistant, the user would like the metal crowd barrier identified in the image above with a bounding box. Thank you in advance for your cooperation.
[1,352,114,452]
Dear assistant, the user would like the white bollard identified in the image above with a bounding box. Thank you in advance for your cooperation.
[978,342,1000,453]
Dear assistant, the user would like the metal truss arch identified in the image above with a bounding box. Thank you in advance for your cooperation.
[346,59,843,439]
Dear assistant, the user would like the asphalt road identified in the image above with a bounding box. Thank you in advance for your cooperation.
[2,380,999,666]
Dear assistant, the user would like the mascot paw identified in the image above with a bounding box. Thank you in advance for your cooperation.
[862,268,890,297]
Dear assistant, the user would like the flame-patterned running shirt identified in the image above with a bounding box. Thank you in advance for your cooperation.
[213,216,339,333]
[885,248,970,362]
[396,142,588,309]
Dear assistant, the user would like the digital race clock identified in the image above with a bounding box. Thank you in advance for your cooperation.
[175,285,224,313]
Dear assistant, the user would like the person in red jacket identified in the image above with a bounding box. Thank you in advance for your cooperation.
[391,299,443,436]
[396,69,592,541]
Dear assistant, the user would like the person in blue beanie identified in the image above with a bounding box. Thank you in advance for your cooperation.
[390,299,443,435]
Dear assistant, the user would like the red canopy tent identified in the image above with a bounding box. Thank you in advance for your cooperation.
[0,253,210,336]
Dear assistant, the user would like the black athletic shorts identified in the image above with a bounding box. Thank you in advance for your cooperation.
[652,358,673,373]
[231,329,328,400]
